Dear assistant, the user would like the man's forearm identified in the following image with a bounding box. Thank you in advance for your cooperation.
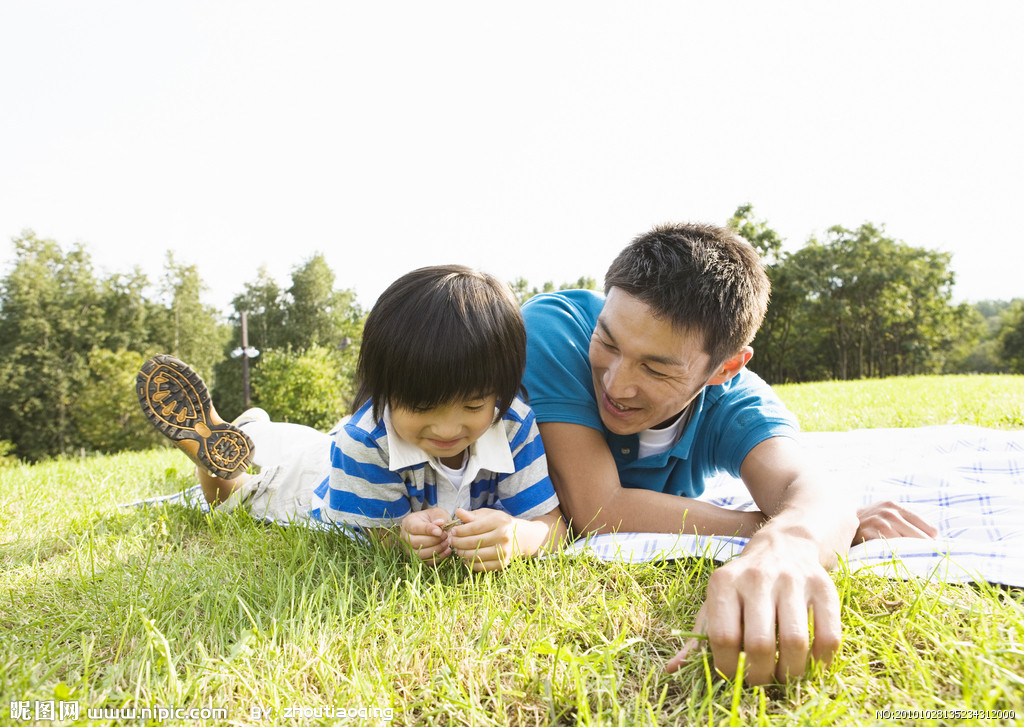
[568,486,766,538]
[744,474,859,569]
[738,437,860,569]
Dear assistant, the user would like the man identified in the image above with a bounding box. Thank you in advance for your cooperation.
[521,222,934,684]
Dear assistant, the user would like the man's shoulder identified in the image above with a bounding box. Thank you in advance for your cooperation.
[717,368,776,397]
[521,291,605,429]
[522,289,605,330]
[703,368,797,430]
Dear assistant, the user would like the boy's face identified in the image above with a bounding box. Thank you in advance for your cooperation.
[389,395,498,467]
[589,288,718,436]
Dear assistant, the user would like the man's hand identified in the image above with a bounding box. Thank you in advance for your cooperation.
[399,507,453,565]
[663,437,856,684]
[664,549,842,684]
[854,501,938,544]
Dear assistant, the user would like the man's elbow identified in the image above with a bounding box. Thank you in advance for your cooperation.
[556,496,620,537]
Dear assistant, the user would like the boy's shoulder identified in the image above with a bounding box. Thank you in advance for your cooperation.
[499,395,541,450]
[502,395,535,422]
[338,400,388,445]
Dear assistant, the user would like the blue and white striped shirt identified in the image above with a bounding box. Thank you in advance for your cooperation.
[315,395,558,528]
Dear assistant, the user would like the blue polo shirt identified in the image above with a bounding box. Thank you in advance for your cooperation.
[521,289,798,498]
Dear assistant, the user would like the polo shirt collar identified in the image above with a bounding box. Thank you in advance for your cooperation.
[382,406,516,478]
[607,387,708,468]
[668,386,706,460]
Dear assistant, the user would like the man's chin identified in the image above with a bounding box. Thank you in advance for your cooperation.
[598,409,644,437]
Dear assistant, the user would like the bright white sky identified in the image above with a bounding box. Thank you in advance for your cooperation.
[2,2,1021,314]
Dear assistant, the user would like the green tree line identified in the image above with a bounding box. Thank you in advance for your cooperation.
[728,205,1023,383]
[2,215,1022,461]
[0,231,363,461]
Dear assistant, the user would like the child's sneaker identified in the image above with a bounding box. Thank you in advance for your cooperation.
[137,354,254,479]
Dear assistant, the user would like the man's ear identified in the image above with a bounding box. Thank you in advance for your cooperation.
[707,346,753,386]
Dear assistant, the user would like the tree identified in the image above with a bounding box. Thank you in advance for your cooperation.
[943,304,990,373]
[728,205,805,383]
[252,346,353,430]
[213,254,364,420]
[510,276,597,306]
[728,203,783,263]
[776,223,962,381]
[998,300,1024,374]
[72,348,164,453]
[99,268,159,352]
[150,252,229,383]
[0,232,107,458]
[284,253,362,351]
[727,209,970,383]
[227,266,288,353]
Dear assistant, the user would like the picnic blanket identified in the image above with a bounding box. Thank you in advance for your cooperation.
[567,425,1024,587]
[125,425,1024,587]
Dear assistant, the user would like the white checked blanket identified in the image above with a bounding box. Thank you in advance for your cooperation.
[567,425,1024,587]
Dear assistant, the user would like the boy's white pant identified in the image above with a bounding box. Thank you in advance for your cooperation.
[216,419,334,524]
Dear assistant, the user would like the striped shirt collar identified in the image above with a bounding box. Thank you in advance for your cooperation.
[382,405,516,479]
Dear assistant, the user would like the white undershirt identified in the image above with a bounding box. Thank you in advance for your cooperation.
[435,453,470,513]
[637,406,692,459]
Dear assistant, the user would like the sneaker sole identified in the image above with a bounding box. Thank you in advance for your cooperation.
[137,354,254,479]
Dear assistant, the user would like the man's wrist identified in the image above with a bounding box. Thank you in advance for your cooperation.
[741,519,823,563]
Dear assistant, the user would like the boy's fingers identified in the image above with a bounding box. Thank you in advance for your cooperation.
[450,507,488,534]
[418,543,452,562]
[405,516,443,538]
[454,543,506,570]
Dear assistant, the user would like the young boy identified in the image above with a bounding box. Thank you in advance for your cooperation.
[137,265,566,571]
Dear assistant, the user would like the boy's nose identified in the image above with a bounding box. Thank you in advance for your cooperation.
[431,419,463,439]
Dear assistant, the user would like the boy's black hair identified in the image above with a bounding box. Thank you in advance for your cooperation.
[353,265,526,422]
[604,222,770,370]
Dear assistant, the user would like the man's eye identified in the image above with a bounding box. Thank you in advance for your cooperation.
[643,365,667,378]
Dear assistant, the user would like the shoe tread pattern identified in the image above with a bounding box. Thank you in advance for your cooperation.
[137,354,254,479]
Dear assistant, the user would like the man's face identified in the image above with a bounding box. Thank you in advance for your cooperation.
[588,288,716,436]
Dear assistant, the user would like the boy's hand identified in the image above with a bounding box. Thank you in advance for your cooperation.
[448,507,521,571]
[399,508,453,565]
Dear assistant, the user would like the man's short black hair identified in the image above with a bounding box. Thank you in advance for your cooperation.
[353,265,526,422]
[604,222,770,368]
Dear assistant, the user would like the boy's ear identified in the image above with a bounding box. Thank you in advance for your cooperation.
[707,346,753,386]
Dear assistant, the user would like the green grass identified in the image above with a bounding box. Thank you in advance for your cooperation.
[775,374,1024,432]
[2,375,1024,725]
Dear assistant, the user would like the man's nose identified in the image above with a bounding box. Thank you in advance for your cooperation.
[603,358,637,398]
